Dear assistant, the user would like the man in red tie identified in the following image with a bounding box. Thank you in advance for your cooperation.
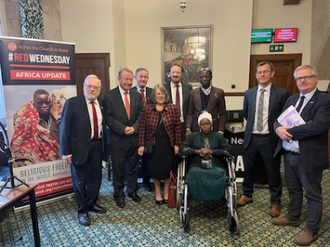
[132,68,153,192]
[60,74,107,226]
[104,68,144,208]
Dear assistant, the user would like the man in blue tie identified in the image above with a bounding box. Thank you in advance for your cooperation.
[272,65,330,246]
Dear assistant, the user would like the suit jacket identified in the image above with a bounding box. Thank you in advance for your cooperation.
[60,95,106,164]
[243,84,289,150]
[274,90,330,172]
[164,82,192,122]
[138,103,182,147]
[186,86,227,132]
[104,86,143,150]
[132,86,152,104]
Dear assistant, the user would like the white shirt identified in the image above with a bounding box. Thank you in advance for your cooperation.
[170,81,183,122]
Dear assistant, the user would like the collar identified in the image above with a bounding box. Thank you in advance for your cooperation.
[170,81,182,88]
[119,86,129,95]
[300,88,317,101]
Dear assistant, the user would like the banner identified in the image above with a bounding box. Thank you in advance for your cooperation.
[0,37,76,200]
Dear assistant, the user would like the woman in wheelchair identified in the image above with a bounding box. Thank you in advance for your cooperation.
[180,111,233,201]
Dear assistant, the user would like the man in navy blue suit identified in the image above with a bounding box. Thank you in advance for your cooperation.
[60,74,107,226]
[104,68,144,208]
[272,65,330,246]
[237,61,289,218]
[132,68,153,192]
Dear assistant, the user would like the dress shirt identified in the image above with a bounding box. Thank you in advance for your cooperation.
[119,86,130,105]
[170,81,183,122]
[135,85,146,99]
[282,88,317,153]
[253,84,271,134]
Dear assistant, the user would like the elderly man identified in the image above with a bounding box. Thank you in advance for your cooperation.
[272,65,330,246]
[60,74,107,226]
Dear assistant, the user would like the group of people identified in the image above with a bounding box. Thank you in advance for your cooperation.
[59,61,330,246]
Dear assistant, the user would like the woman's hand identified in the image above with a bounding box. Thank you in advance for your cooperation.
[174,145,179,155]
[198,148,212,159]
[138,146,144,156]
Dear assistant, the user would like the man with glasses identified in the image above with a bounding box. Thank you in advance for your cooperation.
[60,74,107,226]
[132,68,153,192]
[237,61,289,219]
[272,65,330,245]
[186,67,227,137]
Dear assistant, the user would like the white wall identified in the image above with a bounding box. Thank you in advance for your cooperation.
[59,0,312,110]
[0,0,8,35]
[251,0,312,65]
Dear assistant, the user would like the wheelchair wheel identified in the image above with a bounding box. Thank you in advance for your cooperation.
[227,209,240,234]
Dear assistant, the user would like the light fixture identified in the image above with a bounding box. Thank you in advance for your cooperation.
[180,0,186,12]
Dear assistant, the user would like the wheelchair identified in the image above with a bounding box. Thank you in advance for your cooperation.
[176,155,240,234]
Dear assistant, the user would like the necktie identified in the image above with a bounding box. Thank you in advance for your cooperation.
[256,89,265,132]
[140,88,146,104]
[91,101,98,139]
[295,95,305,113]
[124,91,130,119]
[175,85,180,113]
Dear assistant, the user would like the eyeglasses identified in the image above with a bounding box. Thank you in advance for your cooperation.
[200,67,211,72]
[294,75,316,81]
[256,70,271,75]
[85,84,101,90]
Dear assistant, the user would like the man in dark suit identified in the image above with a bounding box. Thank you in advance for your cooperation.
[164,63,192,141]
[60,74,107,226]
[237,61,289,218]
[104,68,144,208]
[272,65,330,246]
[132,68,153,192]
[186,67,227,136]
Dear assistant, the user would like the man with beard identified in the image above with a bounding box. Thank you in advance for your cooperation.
[164,63,192,141]
[60,74,107,226]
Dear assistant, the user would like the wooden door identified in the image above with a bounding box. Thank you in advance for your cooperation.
[75,53,110,98]
[250,54,302,95]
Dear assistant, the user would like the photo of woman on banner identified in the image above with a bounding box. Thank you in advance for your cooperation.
[10,89,63,166]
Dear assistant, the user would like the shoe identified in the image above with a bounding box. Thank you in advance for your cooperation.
[78,213,91,226]
[163,199,168,204]
[237,195,253,206]
[115,198,125,208]
[294,231,319,245]
[272,216,300,227]
[154,197,164,205]
[128,193,141,203]
[269,204,280,218]
[89,204,107,214]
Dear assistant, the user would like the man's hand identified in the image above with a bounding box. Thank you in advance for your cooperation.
[138,146,144,156]
[174,145,179,155]
[276,126,293,141]
[125,126,135,135]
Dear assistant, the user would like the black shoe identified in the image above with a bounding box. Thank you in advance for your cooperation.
[78,213,91,226]
[163,199,168,204]
[89,204,107,214]
[128,193,141,203]
[154,197,164,205]
[115,198,125,208]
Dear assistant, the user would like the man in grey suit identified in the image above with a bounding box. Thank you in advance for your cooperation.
[104,68,144,208]
[237,61,289,218]
[132,67,153,192]
[60,74,107,226]
[185,67,227,136]
[272,65,330,246]
[164,63,192,141]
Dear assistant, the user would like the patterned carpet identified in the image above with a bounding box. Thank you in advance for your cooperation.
[1,168,330,247]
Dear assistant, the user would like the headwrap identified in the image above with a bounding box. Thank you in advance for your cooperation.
[198,111,212,126]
